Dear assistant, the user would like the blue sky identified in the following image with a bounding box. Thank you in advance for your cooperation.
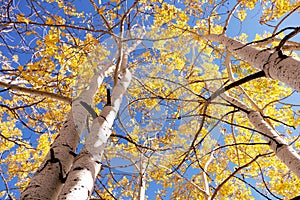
[100,2,300,199]
[1,0,300,199]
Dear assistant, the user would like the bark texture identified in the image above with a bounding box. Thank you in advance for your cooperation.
[206,34,300,92]
[248,111,300,178]
[58,68,132,200]
[20,67,108,200]
[222,94,300,178]
[203,34,300,177]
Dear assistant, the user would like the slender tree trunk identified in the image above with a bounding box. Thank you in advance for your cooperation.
[57,29,144,199]
[202,34,300,177]
[205,34,300,92]
[20,115,79,200]
[137,154,146,200]
[57,68,131,199]
[202,152,214,200]
[248,111,300,177]
[20,66,110,200]
[205,67,300,178]
[222,94,300,178]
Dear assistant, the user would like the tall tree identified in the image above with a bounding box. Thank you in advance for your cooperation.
[0,0,300,199]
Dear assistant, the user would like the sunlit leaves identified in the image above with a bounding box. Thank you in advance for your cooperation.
[259,1,300,24]
[238,0,257,9]
[16,14,30,24]
[153,2,189,28]
[12,55,19,63]
[1,0,300,199]
[237,10,247,21]
[0,120,55,191]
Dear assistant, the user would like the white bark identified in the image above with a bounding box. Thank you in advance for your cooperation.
[72,67,109,135]
[221,94,300,178]
[248,111,300,178]
[57,29,144,199]
[58,68,132,200]
[20,115,79,200]
[137,154,146,200]
[202,153,214,200]
[202,34,300,177]
[225,55,300,177]
[20,67,108,200]
[205,34,300,92]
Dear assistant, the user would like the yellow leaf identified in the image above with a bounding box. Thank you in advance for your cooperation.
[45,17,54,25]
[98,6,106,14]
[237,10,247,21]
[25,31,32,36]
[24,18,30,24]
[16,14,25,21]
[16,14,30,24]
[36,40,42,46]
[12,55,19,62]
[0,191,5,198]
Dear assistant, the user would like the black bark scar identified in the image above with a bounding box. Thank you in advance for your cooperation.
[38,148,66,183]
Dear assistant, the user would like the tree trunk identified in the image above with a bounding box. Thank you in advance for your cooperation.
[20,115,79,200]
[205,34,300,92]
[202,34,300,177]
[248,111,300,178]
[58,68,132,200]
[222,94,300,178]
[20,67,109,200]
[137,154,146,200]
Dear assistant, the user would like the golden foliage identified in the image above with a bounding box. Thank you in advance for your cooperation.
[0,0,300,199]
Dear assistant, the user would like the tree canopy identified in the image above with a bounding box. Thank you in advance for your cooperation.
[1,0,300,199]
